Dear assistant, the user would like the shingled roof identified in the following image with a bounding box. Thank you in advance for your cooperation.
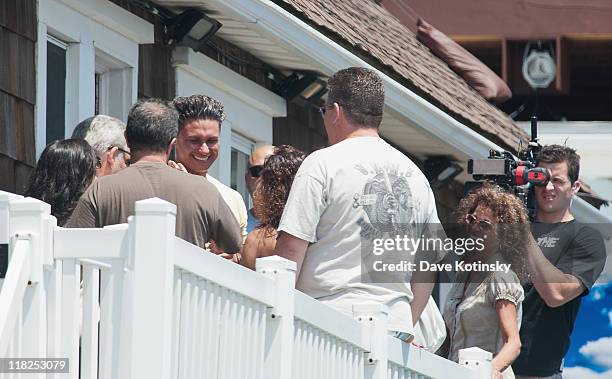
[272,0,529,152]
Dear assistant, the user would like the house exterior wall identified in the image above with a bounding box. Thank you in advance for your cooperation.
[273,102,327,154]
[1,0,460,221]
[0,0,37,194]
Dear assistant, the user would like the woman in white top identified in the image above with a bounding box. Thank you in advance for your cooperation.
[442,184,529,379]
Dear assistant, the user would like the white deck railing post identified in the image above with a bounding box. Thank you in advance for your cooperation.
[0,191,23,288]
[9,197,53,364]
[458,347,493,379]
[256,256,296,379]
[353,303,389,379]
[122,198,176,378]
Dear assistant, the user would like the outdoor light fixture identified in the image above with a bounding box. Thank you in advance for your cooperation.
[424,156,463,189]
[128,1,221,51]
[167,9,222,51]
[275,72,327,101]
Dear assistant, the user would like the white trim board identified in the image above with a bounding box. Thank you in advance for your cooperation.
[173,47,286,119]
[51,0,153,44]
[518,121,612,135]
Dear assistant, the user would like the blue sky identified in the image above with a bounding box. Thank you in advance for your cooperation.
[564,282,612,379]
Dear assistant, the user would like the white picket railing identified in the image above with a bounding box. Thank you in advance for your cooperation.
[0,190,491,379]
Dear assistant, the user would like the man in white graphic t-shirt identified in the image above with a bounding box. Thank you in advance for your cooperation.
[274,67,445,337]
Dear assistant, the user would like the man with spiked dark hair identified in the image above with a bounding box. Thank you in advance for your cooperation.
[172,95,248,246]
[514,144,606,379]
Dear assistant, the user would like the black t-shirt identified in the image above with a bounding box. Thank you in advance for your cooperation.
[512,220,606,377]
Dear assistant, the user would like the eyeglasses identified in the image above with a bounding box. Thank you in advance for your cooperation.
[109,146,131,166]
[248,165,264,177]
[465,214,493,231]
[318,102,339,117]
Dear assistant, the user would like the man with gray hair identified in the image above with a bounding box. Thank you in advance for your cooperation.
[72,115,130,176]
[66,99,242,252]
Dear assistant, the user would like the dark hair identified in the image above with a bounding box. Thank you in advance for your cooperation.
[537,144,580,184]
[253,145,306,233]
[25,139,96,226]
[457,183,530,282]
[125,98,178,153]
[327,67,384,128]
[172,95,225,131]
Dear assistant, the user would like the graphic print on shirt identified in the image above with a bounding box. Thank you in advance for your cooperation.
[353,163,417,239]
[537,236,560,248]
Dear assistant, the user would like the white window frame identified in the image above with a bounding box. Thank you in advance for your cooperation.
[173,47,286,185]
[35,0,153,158]
[231,132,255,208]
[95,49,134,120]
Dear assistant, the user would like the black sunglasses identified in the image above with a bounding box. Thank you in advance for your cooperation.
[248,165,264,177]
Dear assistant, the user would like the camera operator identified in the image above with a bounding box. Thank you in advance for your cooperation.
[512,145,606,379]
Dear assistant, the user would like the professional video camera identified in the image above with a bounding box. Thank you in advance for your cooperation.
[467,116,550,220]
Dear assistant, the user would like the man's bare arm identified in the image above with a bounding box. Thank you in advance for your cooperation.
[525,235,585,308]
[410,270,436,326]
[273,231,309,280]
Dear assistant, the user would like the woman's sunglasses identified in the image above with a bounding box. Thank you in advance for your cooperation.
[465,214,493,231]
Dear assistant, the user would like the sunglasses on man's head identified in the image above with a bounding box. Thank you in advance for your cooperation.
[248,165,264,177]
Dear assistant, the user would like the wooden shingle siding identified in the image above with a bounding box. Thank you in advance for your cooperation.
[0,153,16,191]
[0,0,37,41]
[0,85,36,165]
[0,26,36,104]
[138,43,175,100]
[14,158,31,193]
[0,153,31,194]
[0,0,36,194]
[274,102,327,154]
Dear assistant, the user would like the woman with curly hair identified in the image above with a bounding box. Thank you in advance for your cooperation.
[240,145,306,270]
[25,139,97,226]
[441,183,529,379]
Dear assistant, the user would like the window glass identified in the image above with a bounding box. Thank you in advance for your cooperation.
[46,40,66,143]
[231,148,250,207]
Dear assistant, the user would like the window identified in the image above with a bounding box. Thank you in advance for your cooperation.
[36,0,153,157]
[231,133,254,208]
[95,50,134,121]
[45,37,67,144]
